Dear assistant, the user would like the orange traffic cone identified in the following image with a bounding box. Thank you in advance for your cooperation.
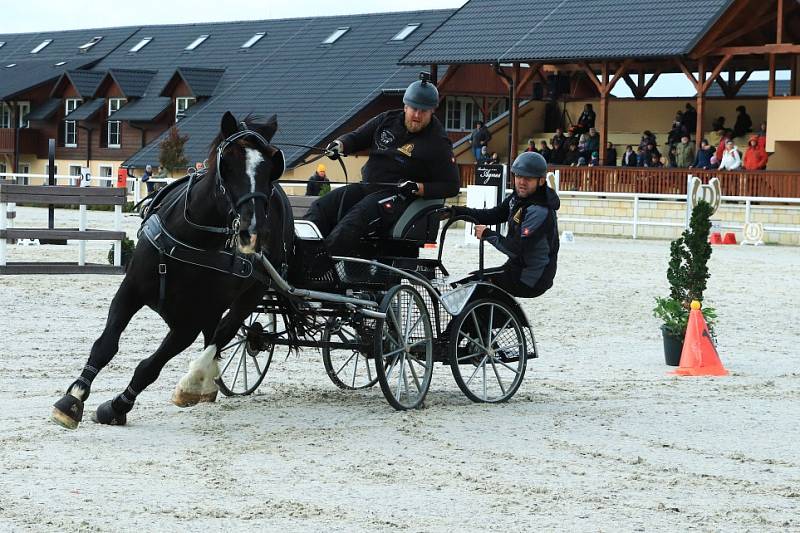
[722,232,737,245]
[709,232,723,244]
[671,301,728,376]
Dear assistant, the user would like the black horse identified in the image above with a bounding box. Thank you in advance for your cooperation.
[52,112,287,429]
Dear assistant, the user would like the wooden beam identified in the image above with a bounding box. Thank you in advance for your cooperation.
[695,58,706,149]
[778,0,784,44]
[730,69,754,96]
[709,43,800,56]
[675,58,700,88]
[689,0,756,58]
[578,62,603,93]
[435,64,461,94]
[702,55,733,93]
[602,59,633,95]
[641,68,662,96]
[715,75,732,98]
[769,54,776,97]
[622,74,640,98]
[694,1,783,56]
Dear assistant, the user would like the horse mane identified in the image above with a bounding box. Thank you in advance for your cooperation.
[206,113,278,178]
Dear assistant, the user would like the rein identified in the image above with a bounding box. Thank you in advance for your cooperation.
[277,142,349,183]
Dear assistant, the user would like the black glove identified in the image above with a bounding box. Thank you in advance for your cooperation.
[437,206,456,220]
[325,140,343,160]
[397,180,419,197]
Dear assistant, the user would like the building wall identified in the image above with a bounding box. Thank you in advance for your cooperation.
[765,98,800,152]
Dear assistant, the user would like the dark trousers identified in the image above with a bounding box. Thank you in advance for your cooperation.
[304,183,409,256]
[461,265,551,298]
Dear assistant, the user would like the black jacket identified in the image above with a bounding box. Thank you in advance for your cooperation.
[454,188,560,289]
[621,150,638,167]
[338,110,460,199]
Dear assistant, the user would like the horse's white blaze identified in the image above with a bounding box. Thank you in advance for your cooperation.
[244,147,263,236]
[176,344,219,396]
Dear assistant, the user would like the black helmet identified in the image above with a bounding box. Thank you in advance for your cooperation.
[511,152,548,178]
[403,72,439,110]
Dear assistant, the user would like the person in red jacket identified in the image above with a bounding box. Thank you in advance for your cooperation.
[743,135,768,170]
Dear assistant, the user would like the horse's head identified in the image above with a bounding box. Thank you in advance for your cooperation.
[211,111,284,254]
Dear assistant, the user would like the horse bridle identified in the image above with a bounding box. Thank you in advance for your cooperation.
[184,125,283,237]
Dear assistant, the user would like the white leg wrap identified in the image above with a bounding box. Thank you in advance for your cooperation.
[172,345,220,406]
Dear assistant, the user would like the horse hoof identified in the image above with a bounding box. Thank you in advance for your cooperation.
[51,394,84,430]
[171,388,218,408]
[91,400,127,426]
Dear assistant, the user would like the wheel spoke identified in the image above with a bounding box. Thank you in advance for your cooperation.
[487,305,495,350]
[492,357,522,374]
[489,316,513,346]
[488,356,507,395]
[250,351,262,377]
[242,347,249,390]
[407,355,423,392]
[231,346,244,389]
[465,355,489,386]
[221,341,243,374]
[403,292,414,339]
[457,351,485,362]
[458,330,489,354]
[405,314,424,342]
[351,352,359,388]
[470,311,485,348]
[335,351,358,376]
[395,352,407,400]
[384,351,402,384]
[388,306,405,343]
[220,338,246,353]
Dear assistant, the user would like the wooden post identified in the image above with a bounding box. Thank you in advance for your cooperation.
[768,54,776,98]
[777,0,784,44]
[695,58,706,149]
[598,62,609,162]
[430,64,438,85]
[510,63,520,162]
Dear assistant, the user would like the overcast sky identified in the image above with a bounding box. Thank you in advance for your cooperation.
[1,0,467,33]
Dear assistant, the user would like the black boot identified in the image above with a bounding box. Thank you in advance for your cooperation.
[51,393,84,430]
[92,399,128,426]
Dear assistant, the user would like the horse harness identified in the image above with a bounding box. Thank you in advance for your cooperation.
[138,126,279,310]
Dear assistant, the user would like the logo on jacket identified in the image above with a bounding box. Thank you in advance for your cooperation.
[398,143,414,157]
[378,129,396,149]
[522,227,530,236]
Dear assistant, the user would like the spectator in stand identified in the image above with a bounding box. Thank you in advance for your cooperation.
[525,138,537,152]
[660,155,673,168]
[621,145,637,167]
[550,139,565,164]
[757,122,767,151]
[639,130,657,150]
[667,120,687,146]
[489,152,501,165]
[470,120,492,162]
[719,139,742,170]
[636,146,648,167]
[551,127,566,147]
[576,104,596,133]
[708,155,720,170]
[645,141,660,161]
[577,134,589,160]
[604,141,617,166]
[674,135,695,168]
[691,139,715,169]
[743,135,768,170]
[586,127,600,155]
[711,116,726,133]
[589,151,599,166]
[715,129,733,161]
[649,153,663,167]
[733,105,753,138]
[539,140,552,162]
[477,146,490,164]
[564,142,582,166]
[577,156,588,167]
[682,103,697,134]
[305,163,330,196]
[667,145,678,167]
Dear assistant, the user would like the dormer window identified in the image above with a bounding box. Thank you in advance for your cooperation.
[241,32,265,49]
[31,39,53,54]
[79,36,103,51]
[391,24,420,41]
[185,35,209,51]
[322,27,349,45]
[130,37,152,53]
[175,97,196,121]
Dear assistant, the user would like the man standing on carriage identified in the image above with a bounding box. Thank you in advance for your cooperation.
[443,151,560,298]
[304,72,460,256]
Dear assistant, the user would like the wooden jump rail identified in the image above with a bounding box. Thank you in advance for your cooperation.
[0,183,127,274]
[458,163,800,198]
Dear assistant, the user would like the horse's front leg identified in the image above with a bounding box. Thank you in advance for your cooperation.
[52,278,143,429]
[172,286,265,407]
[93,325,201,425]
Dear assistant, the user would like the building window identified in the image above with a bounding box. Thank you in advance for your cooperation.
[30,39,53,54]
[44,164,58,176]
[107,98,125,148]
[78,36,103,51]
[17,102,30,128]
[486,98,508,123]
[322,27,349,44]
[129,37,152,53]
[391,24,420,41]
[0,103,11,129]
[69,165,82,186]
[175,97,196,121]
[185,35,209,51]
[17,164,30,185]
[64,98,82,147]
[99,165,113,187]
[241,32,265,49]
[445,96,483,132]
[0,162,5,173]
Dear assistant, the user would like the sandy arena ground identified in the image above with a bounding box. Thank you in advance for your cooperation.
[0,206,798,532]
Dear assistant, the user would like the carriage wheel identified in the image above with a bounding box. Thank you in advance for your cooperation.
[216,311,276,396]
[449,299,527,403]
[374,285,433,410]
[322,318,378,390]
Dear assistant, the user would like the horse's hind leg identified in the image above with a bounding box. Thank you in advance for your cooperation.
[52,278,143,430]
[93,325,201,426]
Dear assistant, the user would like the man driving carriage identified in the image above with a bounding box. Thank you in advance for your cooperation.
[443,151,560,298]
[304,72,460,256]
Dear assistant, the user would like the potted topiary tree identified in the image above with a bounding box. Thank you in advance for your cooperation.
[653,200,718,365]
[108,236,135,271]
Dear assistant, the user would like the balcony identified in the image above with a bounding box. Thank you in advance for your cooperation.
[0,128,40,154]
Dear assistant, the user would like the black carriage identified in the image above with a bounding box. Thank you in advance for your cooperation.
[216,186,538,410]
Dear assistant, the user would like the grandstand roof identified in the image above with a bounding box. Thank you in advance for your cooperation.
[401,0,735,64]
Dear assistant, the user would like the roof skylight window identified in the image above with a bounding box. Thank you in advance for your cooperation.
[5,64,17,68]
[322,27,349,45]
[241,32,265,49]
[391,24,420,41]
[30,39,53,54]
[129,37,152,53]
[54,61,67,66]
[79,36,103,50]
[185,35,209,51]
[0,42,5,49]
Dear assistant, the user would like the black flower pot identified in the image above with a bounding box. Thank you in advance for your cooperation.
[661,325,684,366]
